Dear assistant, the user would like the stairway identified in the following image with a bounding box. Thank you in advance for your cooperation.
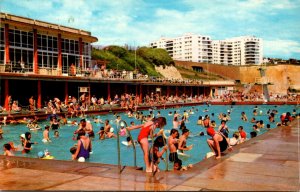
[155,65,183,80]
[242,83,254,95]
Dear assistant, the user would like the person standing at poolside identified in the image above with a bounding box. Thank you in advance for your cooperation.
[127,117,167,173]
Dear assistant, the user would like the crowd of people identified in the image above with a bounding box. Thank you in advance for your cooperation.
[0,89,298,120]
[1,95,298,174]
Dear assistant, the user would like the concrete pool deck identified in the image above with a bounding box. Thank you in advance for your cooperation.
[0,119,299,191]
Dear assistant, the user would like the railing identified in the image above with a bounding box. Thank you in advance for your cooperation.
[0,64,238,86]
[38,67,61,76]
[0,64,34,74]
[202,80,236,85]
[255,77,273,85]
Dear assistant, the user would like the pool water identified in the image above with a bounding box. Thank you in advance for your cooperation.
[0,104,297,170]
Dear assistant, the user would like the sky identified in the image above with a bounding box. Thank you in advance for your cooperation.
[1,0,300,59]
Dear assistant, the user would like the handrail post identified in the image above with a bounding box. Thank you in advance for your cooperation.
[122,120,137,168]
[116,122,121,173]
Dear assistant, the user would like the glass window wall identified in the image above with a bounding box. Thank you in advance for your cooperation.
[0,27,4,64]
[3,28,92,72]
[0,27,4,45]
[37,51,58,68]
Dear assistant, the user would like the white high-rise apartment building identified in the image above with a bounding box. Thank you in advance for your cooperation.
[212,36,263,65]
[150,33,213,63]
[150,34,263,65]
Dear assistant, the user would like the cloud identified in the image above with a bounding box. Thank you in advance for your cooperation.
[264,39,300,59]
[1,0,300,59]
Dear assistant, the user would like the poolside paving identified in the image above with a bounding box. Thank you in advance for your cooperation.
[0,119,299,191]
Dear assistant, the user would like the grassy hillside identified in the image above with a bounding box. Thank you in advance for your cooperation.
[92,46,174,77]
[92,46,225,81]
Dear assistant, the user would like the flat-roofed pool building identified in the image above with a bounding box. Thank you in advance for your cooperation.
[0,12,98,75]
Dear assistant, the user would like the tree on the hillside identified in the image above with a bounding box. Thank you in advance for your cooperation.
[91,46,163,76]
[105,46,128,58]
[137,47,173,67]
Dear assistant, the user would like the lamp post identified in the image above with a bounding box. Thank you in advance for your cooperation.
[134,41,137,70]
[113,39,120,71]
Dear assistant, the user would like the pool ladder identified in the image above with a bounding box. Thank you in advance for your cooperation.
[117,120,169,175]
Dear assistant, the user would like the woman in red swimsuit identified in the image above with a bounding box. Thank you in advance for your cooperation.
[127,117,166,172]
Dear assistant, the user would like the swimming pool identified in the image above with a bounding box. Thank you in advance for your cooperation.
[0,104,297,170]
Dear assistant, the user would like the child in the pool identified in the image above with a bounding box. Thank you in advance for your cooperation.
[3,143,14,156]
[119,126,127,136]
[70,146,77,160]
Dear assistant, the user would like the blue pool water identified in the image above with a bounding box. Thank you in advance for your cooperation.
[0,104,297,170]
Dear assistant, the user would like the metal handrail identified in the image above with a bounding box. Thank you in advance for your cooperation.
[116,120,121,173]
[121,120,137,168]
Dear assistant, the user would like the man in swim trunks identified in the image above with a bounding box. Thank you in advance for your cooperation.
[75,119,95,138]
[43,125,51,142]
[168,129,181,169]
[178,128,193,154]
[127,117,167,173]
[103,119,116,138]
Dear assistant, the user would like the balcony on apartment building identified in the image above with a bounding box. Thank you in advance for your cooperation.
[166,42,173,47]
[245,41,258,44]
[245,43,259,48]
[245,53,260,57]
[202,40,211,45]
[245,58,260,64]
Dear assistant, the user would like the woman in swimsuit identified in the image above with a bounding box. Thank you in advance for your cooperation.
[207,131,232,159]
[127,117,166,172]
[73,129,92,160]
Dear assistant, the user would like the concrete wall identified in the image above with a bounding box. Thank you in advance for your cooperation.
[174,61,300,94]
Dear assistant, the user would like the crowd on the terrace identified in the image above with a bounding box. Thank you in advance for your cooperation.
[1,62,230,85]
[0,90,299,117]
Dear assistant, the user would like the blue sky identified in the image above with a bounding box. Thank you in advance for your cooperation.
[1,0,300,59]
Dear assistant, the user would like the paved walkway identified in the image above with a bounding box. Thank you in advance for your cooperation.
[0,120,299,191]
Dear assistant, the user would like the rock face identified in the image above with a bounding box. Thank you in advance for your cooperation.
[155,65,183,80]
[175,61,300,94]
